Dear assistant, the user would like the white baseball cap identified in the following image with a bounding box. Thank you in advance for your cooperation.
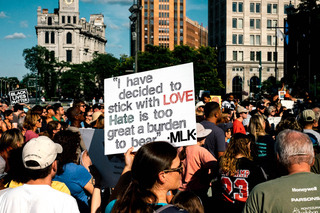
[22,136,63,170]
[197,123,212,138]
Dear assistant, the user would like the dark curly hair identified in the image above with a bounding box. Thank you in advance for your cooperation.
[53,130,81,175]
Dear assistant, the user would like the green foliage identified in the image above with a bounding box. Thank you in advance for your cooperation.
[23,45,223,99]
[23,45,58,98]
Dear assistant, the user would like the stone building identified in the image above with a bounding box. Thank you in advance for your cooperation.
[35,0,107,64]
[208,0,300,98]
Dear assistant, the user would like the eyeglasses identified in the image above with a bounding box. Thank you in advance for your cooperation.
[87,115,93,117]
[80,104,86,108]
[163,162,183,174]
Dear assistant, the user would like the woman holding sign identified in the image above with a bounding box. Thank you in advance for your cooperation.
[109,142,187,213]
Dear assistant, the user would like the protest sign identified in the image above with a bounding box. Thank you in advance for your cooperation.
[104,63,197,155]
[278,91,286,100]
[8,89,29,105]
[268,116,281,130]
[211,95,221,107]
[281,100,294,109]
[80,128,124,187]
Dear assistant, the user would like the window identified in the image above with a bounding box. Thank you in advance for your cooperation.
[45,32,49,44]
[256,51,261,61]
[232,34,237,44]
[267,35,272,45]
[238,34,243,44]
[273,52,278,61]
[48,17,52,25]
[256,35,260,45]
[68,16,71,23]
[232,2,237,12]
[256,3,260,13]
[232,18,237,28]
[66,32,72,44]
[62,16,65,24]
[273,4,278,14]
[267,20,272,28]
[256,19,261,29]
[250,35,255,45]
[239,2,243,12]
[73,16,77,24]
[239,51,243,61]
[66,50,72,62]
[250,19,254,29]
[233,51,237,61]
[238,18,243,29]
[267,52,272,61]
[273,20,278,27]
[51,32,55,44]
[250,3,254,12]
[267,4,272,13]
[250,51,255,61]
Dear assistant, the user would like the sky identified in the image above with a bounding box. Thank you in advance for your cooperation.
[0,0,207,81]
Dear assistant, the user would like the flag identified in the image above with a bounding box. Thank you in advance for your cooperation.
[276,28,285,41]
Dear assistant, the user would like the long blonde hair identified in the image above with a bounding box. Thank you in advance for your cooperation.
[219,133,252,176]
[248,114,266,141]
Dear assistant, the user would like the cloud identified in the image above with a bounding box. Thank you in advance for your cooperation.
[20,20,29,28]
[121,22,130,29]
[0,11,8,18]
[81,0,131,5]
[4,33,27,40]
[108,23,120,30]
[107,43,123,49]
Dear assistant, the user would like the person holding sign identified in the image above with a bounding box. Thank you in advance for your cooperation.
[108,142,187,213]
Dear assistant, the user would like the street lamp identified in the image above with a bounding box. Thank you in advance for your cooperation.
[129,1,142,73]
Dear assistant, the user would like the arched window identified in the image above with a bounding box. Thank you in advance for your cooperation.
[66,32,72,44]
[51,32,55,44]
[250,76,260,94]
[48,17,52,25]
[232,76,242,98]
[45,32,49,43]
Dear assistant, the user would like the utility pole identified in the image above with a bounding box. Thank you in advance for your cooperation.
[129,0,142,73]
[267,25,285,82]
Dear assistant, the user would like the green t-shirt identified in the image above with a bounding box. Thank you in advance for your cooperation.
[243,172,320,213]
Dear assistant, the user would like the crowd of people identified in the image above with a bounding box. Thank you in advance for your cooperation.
[0,91,319,212]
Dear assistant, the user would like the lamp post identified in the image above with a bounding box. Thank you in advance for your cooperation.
[129,1,142,73]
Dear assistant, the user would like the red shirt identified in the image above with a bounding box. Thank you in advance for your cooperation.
[233,119,246,135]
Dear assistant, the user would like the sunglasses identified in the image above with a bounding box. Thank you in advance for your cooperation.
[37,118,42,123]
[80,104,86,107]
[163,162,183,174]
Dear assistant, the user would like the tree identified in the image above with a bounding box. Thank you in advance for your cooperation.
[23,46,58,98]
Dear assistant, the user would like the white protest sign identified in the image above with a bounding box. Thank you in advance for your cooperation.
[8,89,29,105]
[281,100,294,109]
[104,63,197,155]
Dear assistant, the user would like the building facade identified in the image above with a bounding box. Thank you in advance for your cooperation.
[36,0,107,64]
[208,0,300,98]
[130,0,186,54]
[186,17,208,48]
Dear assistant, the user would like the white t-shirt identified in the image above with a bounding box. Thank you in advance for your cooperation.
[0,184,79,213]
